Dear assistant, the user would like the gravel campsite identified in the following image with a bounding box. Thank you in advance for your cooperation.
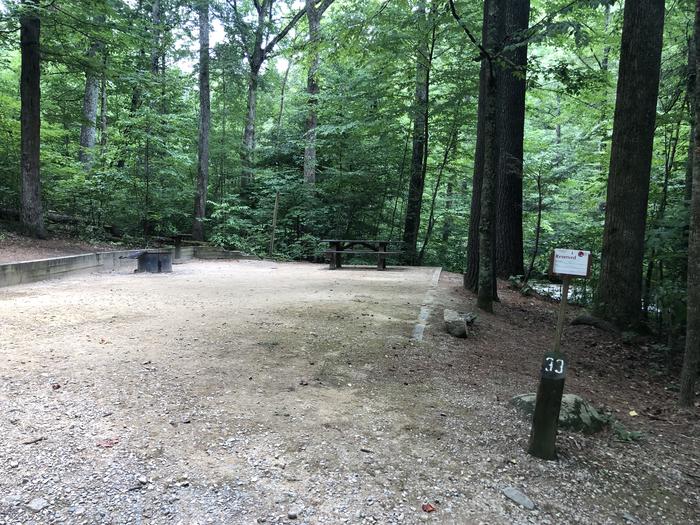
[1,259,698,524]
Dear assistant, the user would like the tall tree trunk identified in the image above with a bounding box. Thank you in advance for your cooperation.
[20,0,46,239]
[150,0,160,74]
[679,0,700,407]
[477,0,501,312]
[79,37,102,171]
[79,109,97,165]
[599,2,612,160]
[241,65,259,188]
[682,36,696,285]
[193,0,210,241]
[685,34,697,202]
[464,0,491,291]
[304,0,321,184]
[402,3,432,265]
[144,137,151,236]
[99,54,108,155]
[595,0,665,329]
[219,69,228,202]
[117,0,150,170]
[645,119,680,314]
[523,171,542,285]
[418,125,457,264]
[442,181,453,243]
[234,0,312,188]
[388,125,412,240]
[275,60,291,146]
[494,0,529,279]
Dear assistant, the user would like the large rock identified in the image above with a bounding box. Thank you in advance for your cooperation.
[510,393,607,433]
[27,498,49,512]
[570,314,618,333]
[502,486,535,510]
[443,309,477,338]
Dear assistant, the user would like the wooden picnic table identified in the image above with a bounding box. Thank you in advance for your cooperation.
[320,239,402,270]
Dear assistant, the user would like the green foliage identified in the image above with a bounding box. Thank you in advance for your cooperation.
[609,418,644,443]
[0,53,20,209]
[209,196,261,254]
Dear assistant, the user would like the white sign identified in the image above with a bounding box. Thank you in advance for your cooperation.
[552,249,590,277]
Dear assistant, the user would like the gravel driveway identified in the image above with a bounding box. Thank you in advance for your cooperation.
[1,260,698,524]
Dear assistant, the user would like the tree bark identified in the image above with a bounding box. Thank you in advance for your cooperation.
[79,35,102,172]
[464,0,491,291]
[477,0,501,312]
[275,60,291,145]
[150,0,161,75]
[594,0,665,329]
[99,54,108,155]
[241,65,259,188]
[402,3,432,265]
[442,181,453,243]
[218,68,227,202]
[682,37,696,285]
[193,0,210,241]
[304,0,321,184]
[599,2,612,161]
[494,0,529,279]
[20,0,46,239]
[679,0,700,407]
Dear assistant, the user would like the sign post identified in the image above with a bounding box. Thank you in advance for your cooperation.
[528,249,591,460]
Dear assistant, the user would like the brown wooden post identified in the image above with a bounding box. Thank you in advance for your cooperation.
[377,241,387,270]
[528,276,570,460]
[269,191,279,256]
[335,241,342,269]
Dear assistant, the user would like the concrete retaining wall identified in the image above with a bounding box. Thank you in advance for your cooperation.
[173,246,195,262]
[0,245,256,288]
[0,250,137,288]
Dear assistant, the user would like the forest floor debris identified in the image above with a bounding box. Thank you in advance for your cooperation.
[0,230,127,264]
[0,259,698,524]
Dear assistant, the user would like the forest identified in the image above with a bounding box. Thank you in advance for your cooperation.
[0,0,698,404]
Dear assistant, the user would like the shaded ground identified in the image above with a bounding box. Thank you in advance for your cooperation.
[0,231,127,264]
[0,260,698,524]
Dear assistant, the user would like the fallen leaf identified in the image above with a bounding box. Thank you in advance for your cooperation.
[629,410,638,417]
[96,437,120,448]
[22,436,46,445]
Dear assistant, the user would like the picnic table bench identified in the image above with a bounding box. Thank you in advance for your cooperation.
[321,239,402,270]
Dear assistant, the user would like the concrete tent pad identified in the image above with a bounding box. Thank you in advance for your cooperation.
[1,261,460,523]
[0,260,432,350]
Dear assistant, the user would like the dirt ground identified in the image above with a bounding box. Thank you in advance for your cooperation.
[1,260,698,525]
[0,231,127,264]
